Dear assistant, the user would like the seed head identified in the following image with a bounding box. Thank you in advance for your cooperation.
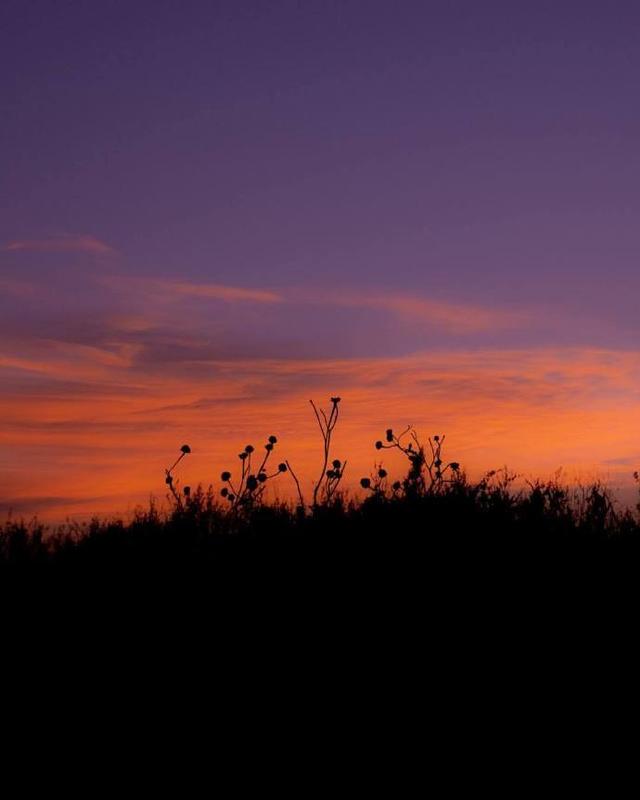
[180,444,191,454]
[360,477,371,489]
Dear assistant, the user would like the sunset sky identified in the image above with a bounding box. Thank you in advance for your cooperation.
[2,1,639,519]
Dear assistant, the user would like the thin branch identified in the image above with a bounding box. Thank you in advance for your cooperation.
[286,461,305,510]
[309,400,325,436]
[167,451,186,473]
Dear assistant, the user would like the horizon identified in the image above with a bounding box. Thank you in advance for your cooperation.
[2,2,639,520]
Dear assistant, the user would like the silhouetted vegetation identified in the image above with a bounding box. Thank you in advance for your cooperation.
[3,398,640,602]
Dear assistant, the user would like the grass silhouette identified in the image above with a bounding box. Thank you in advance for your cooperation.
[2,396,640,604]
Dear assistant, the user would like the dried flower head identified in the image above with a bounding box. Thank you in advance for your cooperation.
[221,471,231,482]
[181,444,191,454]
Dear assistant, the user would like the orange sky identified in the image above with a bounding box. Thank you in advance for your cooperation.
[2,345,638,520]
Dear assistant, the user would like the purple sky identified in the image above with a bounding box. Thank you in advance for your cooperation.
[2,2,639,517]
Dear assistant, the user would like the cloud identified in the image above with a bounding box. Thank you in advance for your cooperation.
[100,276,524,333]
[101,276,283,305]
[0,278,36,296]
[0,494,105,515]
[164,280,283,304]
[297,290,527,333]
[3,235,115,255]
[0,339,141,382]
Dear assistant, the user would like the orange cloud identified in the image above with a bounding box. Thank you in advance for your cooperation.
[0,340,140,381]
[100,276,525,334]
[343,294,527,333]
[290,287,527,333]
[162,280,283,304]
[249,286,526,333]
[3,235,115,255]
[100,276,283,305]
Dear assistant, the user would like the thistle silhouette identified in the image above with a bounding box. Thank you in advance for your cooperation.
[219,435,286,511]
[165,444,191,506]
[362,427,460,498]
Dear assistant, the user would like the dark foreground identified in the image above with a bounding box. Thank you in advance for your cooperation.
[3,478,640,608]
[3,481,639,752]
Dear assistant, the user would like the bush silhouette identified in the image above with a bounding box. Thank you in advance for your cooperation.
[2,397,640,596]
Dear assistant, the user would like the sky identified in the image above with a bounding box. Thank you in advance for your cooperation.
[1,0,639,519]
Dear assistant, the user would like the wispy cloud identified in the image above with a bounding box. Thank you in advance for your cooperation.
[163,280,283,304]
[101,276,523,332]
[0,340,140,381]
[0,278,36,296]
[101,276,283,304]
[3,234,115,255]
[298,290,527,333]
